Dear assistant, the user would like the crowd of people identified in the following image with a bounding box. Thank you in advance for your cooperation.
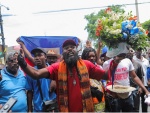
[0,37,150,112]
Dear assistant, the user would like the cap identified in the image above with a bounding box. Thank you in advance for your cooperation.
[62,39,77,48]
[102,46,108,54]
[100,46,108,57]
[31,47,46,55]
[46,50,60,58]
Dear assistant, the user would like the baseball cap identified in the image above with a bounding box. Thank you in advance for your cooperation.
[102,46,108,54]
[100,46,108,57]
[31,47,46,55]
[62,39,77,48]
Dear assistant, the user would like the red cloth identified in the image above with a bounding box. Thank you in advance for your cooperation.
[108,60,118,80]
[46,60,105,112]
[106,59,118,92]
[25,58,34,67]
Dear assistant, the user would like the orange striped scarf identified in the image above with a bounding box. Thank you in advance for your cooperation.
[58,59,94,112]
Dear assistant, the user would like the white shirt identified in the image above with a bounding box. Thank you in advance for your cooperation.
[103,58,113,71]
[103,58,134,86]
[133,55,149,86]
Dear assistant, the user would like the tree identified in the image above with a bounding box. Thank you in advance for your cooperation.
[142,19,150,37]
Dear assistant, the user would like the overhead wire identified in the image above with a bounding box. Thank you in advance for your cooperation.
[2,1,150,17]
[33,1,150,14]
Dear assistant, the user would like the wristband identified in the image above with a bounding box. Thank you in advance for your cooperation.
[17,54,27,69]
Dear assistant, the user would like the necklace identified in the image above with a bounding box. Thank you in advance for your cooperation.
[69,69,76,86]
[73,79,76,85]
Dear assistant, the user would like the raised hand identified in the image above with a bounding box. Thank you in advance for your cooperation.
[85,40,92,48]
[17,49,27,69]
[16,37,24,45]
[19,48,25,58]
[98,38,103,48]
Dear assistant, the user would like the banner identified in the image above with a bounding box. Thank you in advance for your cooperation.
[20,36,78,54]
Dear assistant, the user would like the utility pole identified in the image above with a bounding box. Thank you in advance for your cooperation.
[0,4,9,62]
[135,0,139,22]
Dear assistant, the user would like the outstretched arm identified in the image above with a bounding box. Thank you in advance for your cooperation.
[130,70,149,96]
[18,49,49,79]
[88,62,108,80]
[23,64,49,79]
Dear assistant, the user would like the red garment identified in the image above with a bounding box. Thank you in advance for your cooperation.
[108,60,118,80]
[46,60,105,112]
[25,58,34,67]
[106,59,118,92]
[68,67,83,112]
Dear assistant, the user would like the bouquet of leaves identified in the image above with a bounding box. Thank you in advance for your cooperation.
[95,7,149,49]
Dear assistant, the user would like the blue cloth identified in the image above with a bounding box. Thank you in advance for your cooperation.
[0,68,27,112]
[26,66,56,112]
[147,67,150,81]
[20,36,78,54]
[102,45,108,54]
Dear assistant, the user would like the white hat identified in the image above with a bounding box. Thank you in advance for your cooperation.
[106,85,136,93]
[106,85,136,99]
[106,42,129,58]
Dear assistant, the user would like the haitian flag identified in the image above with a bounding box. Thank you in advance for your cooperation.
[20,36,78,54]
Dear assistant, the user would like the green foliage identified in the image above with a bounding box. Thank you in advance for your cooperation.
[84,5,125,41]
[142,19,150,30]
[142,20,150,38]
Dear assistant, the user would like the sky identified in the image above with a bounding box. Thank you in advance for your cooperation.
[1,0,150,46]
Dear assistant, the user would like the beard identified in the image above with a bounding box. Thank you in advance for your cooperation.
[63,52,79,68]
